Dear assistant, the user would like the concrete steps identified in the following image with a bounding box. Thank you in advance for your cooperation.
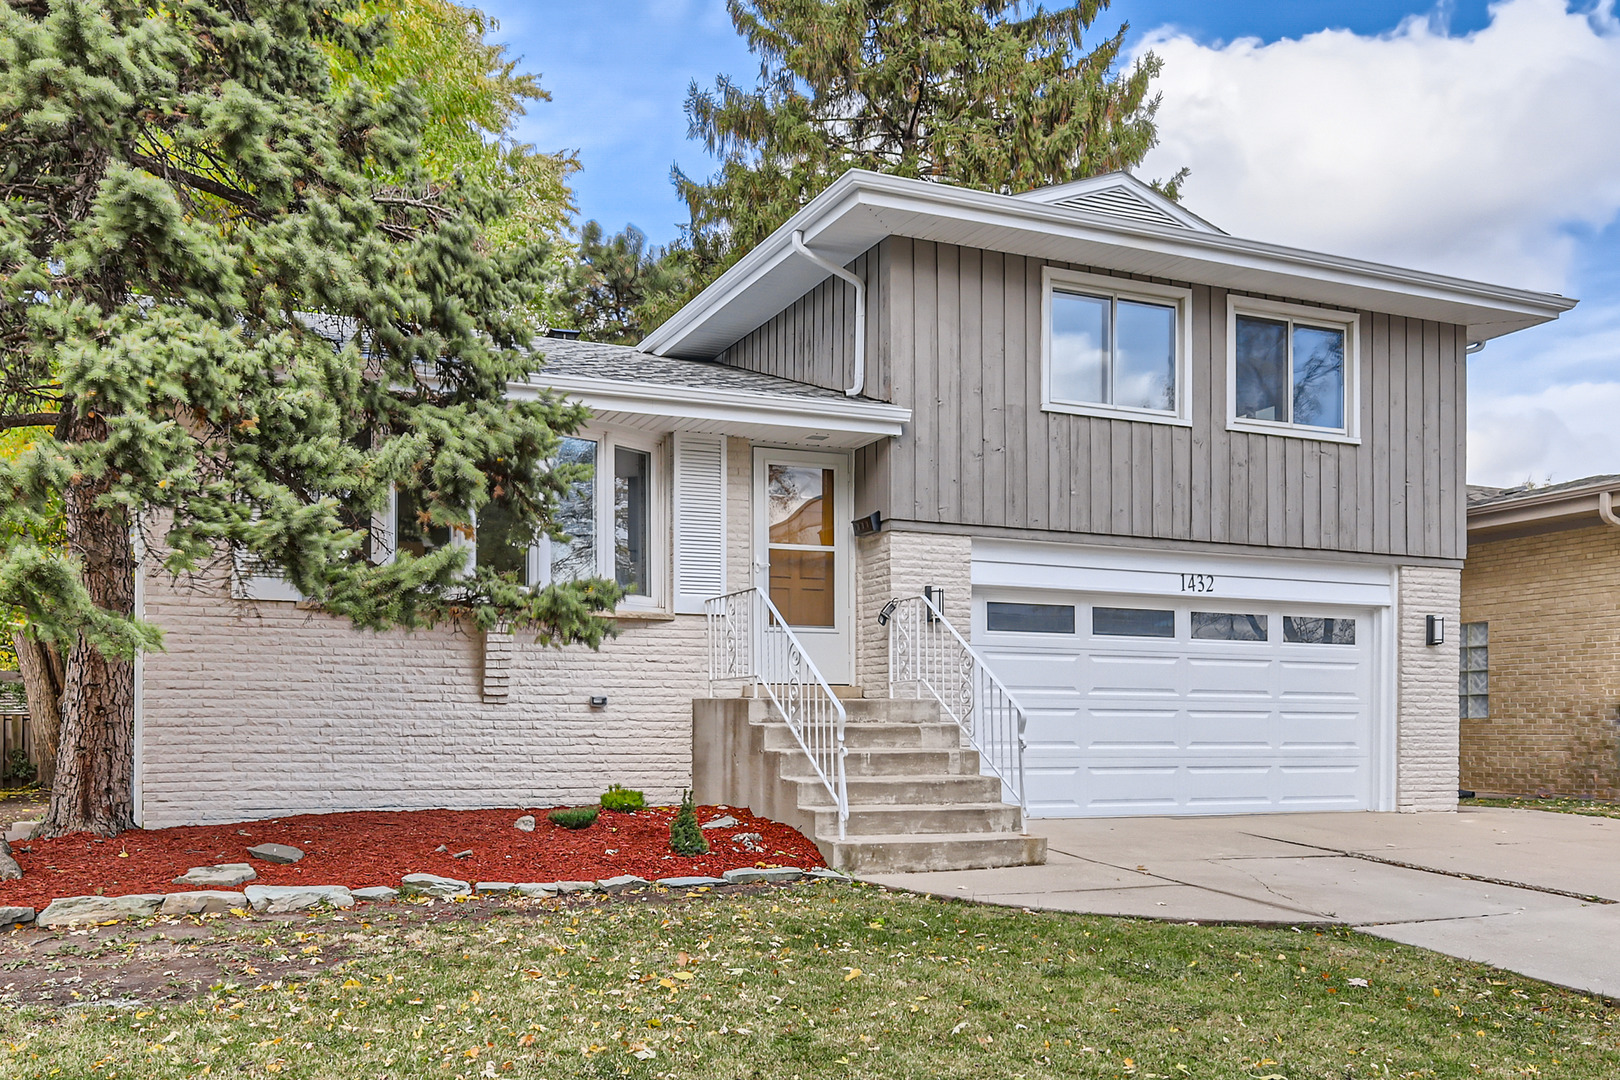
[693,696,1047,874]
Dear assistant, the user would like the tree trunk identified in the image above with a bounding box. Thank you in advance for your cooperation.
[39,412,137,838]
[9,630,63,789]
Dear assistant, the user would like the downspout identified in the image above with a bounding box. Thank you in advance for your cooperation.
[791,230,866,397]
[1465,340,1486,355]
[1600,490,1620,528]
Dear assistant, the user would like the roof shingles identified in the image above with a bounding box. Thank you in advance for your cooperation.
[528,338,861,403]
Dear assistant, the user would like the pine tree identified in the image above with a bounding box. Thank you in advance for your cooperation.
[675,0,1185,282]
[0,0,618,838]
[669,789,709,856]
[562,222,693,345]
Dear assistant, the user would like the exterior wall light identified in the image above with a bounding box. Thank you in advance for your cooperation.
[589,695,608,709]
[923,585,945,623]
[1425,616,1445,647]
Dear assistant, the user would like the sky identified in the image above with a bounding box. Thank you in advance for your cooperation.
[486,0,1620,487]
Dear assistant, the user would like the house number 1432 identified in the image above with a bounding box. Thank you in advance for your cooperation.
[1179,573,1215,593]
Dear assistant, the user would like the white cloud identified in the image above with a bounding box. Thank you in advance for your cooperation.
[1137,0,1620,292]
[1468,379,1620,485]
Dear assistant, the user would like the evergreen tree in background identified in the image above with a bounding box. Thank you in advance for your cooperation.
[675,0,1185,285]
[0,0,618,838]
[562,221,693,345]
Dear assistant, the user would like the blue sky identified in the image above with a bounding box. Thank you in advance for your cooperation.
[486,0,1620,485]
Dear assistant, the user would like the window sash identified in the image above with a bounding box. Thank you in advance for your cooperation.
[1227,296,1359,443]
[1043,268,1190,424]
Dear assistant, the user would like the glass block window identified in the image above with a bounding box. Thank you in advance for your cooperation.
[1459,622,1488,719]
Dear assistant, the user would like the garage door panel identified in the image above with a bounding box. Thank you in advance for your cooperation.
[1086,765,1179,810]
[1086,708,1181,751]
[1279,711,1364,750]
[1185,709,1272,750]
[1186,764,1273,808]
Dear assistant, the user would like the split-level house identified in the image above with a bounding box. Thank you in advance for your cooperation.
[135,171,1574,871]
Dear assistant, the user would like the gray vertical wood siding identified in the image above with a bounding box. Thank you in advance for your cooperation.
[719,235,1467,562]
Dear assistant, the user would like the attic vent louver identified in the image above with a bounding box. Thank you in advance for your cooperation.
[1053,185,1189,229]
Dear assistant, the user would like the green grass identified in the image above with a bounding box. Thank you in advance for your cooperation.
[1464,795,1620,821]
[1,884,1617,1079]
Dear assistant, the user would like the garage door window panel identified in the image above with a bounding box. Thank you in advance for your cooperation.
[1283,616,1357,645]
[1093,606,1175,638]
[1192,612,1269,641]
[986,602,1076,635]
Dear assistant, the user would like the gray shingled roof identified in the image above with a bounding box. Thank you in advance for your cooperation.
[1466,473,1620,510]
[529,338,861,402]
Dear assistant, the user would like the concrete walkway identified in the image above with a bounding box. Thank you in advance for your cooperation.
[863,807,1620,999]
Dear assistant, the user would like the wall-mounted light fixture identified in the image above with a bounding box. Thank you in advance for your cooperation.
[923,585,944,623]
[589,695,608,709]
[851,511,883,536]
[1425,616,1445,647]
[877,599,898,626]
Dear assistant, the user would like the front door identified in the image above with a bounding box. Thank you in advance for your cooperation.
[755,449,853,685]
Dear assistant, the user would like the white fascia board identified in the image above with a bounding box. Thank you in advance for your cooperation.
[641,170,1576,359]
[512,374,910,443]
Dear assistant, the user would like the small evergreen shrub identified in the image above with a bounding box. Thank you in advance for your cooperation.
[600,785,645,812]
[669,789,709,856]
[547,806,600,830]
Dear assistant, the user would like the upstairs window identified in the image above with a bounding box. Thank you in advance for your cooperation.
[1228,296,1359,441]
[1042,268,1191,424]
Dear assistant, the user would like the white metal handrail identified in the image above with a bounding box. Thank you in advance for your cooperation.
[885,594,1029,814]
[705,587,849,839]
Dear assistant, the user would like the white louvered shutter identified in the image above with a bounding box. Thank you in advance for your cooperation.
[672,433,727,614]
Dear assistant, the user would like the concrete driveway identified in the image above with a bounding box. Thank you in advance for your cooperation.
[863,806,1620,999]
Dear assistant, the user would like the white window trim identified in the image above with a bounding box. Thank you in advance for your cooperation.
[1226,294,1362,445]
[1040,266,1193,426]
[535,425,670,615]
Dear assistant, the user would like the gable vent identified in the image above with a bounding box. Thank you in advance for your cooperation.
[1053,185,1189,229]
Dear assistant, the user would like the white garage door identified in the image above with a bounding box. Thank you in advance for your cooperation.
[974,591,1379,817]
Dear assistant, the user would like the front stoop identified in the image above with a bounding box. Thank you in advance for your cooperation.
[693,697,1048,873]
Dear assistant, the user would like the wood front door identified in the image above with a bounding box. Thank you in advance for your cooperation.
[754,448,853,685]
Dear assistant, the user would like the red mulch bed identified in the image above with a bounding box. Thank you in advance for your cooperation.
[0,805,825,909]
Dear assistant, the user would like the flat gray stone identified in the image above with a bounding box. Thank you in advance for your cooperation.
[0,837,10,856]
[246,843,304,865]
[655,876,728,888]
[755,867,804,883]
[722,868,769,885]
[596,875,650,893]
[37,894,164,926]
[475,882,515,894]
[398,873,471,899]
[513,815,536,833]
[701,815,740,830]
[806,868,852,883]
[172,863,256,888]
[161,891,246,916]
[0,853,19,881]
[0,905,35,925]
[513,883,558,898]
[352,886,399,902]
[555,880,599,894]
[243,885,354,913]
[4,821,38,844]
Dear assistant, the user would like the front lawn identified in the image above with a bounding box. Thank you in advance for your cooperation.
[1463,795,1620,821]
[1,885,1616,1079]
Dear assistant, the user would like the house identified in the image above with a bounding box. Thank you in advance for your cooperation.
[133,170,1573,869]
[1461,475,1620,799]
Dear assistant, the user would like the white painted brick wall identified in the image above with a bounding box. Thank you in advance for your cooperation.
[137,440,757,829]
[853,529,973,691]
[1396,565,1461,811]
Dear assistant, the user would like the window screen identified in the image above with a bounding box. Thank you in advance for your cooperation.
[986,602,1076,634]
[1093,606,1175,638]
[1460,622,1488,719]
[1283,616,1357,645]
[1192,612,1268,641]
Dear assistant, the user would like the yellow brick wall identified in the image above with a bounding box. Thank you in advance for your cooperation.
[1460,523,1620,797]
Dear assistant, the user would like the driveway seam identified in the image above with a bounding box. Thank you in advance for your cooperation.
[1046,845,1333,922]
[1241,833,1619,906]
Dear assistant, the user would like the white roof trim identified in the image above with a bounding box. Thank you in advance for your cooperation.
[639,169,1575,359]
[513,374,910,449]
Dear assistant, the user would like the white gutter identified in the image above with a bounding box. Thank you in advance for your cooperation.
[1600,491,1620,528]
[790,230,866,397]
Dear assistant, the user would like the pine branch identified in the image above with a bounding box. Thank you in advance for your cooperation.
[0,413,59,431]
[126,151,267,219]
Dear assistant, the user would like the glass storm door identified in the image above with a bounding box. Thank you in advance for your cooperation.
[755,449,853,685]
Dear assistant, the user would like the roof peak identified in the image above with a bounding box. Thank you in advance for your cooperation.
[1012,172,1225,234]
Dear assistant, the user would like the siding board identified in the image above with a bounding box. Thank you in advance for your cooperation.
[981,250,1007,527]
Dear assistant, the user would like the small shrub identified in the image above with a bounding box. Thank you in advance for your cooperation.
[3,749,36,785]
[548,806,600,830]
[669,789,708,856]
[600,785,645,812]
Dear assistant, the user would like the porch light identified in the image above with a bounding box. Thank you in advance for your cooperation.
[924,585,944,623]
[589,695,608,709]
[851,511,882,536]
[1425,616,1445,647]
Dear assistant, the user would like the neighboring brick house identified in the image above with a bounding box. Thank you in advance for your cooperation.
[134,169,1574,853]
[1461,476,1620,798]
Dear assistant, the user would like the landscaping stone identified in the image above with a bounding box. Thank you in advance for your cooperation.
[352,886,399,902]
[701,815,740,830]
[172,863,256,888]
[655,876,728,888]
[555,880,599,894]
[4,821,38,844]
[731,833,766,853]
[513,815,536,832]
[37,894,165,926]
[806,868,852,883]
[399,873,471,899]
[0,853,20,881]
[246,843,304,865]
[757,867,804,883]
[596,875,650,894]
[513,883,558,898]
[475,882,515,894]
[243,885,354,913]
[450,850,473,859]
[161,891,247,916]
[0,837,9,856]
[0,906,36,925]
[721,868,770,885]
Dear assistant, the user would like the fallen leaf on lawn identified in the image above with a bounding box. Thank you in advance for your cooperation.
[844,968,861,981]
[950,1021,968,1035]
[1348,978,1369,988]
[672,971,694,981]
